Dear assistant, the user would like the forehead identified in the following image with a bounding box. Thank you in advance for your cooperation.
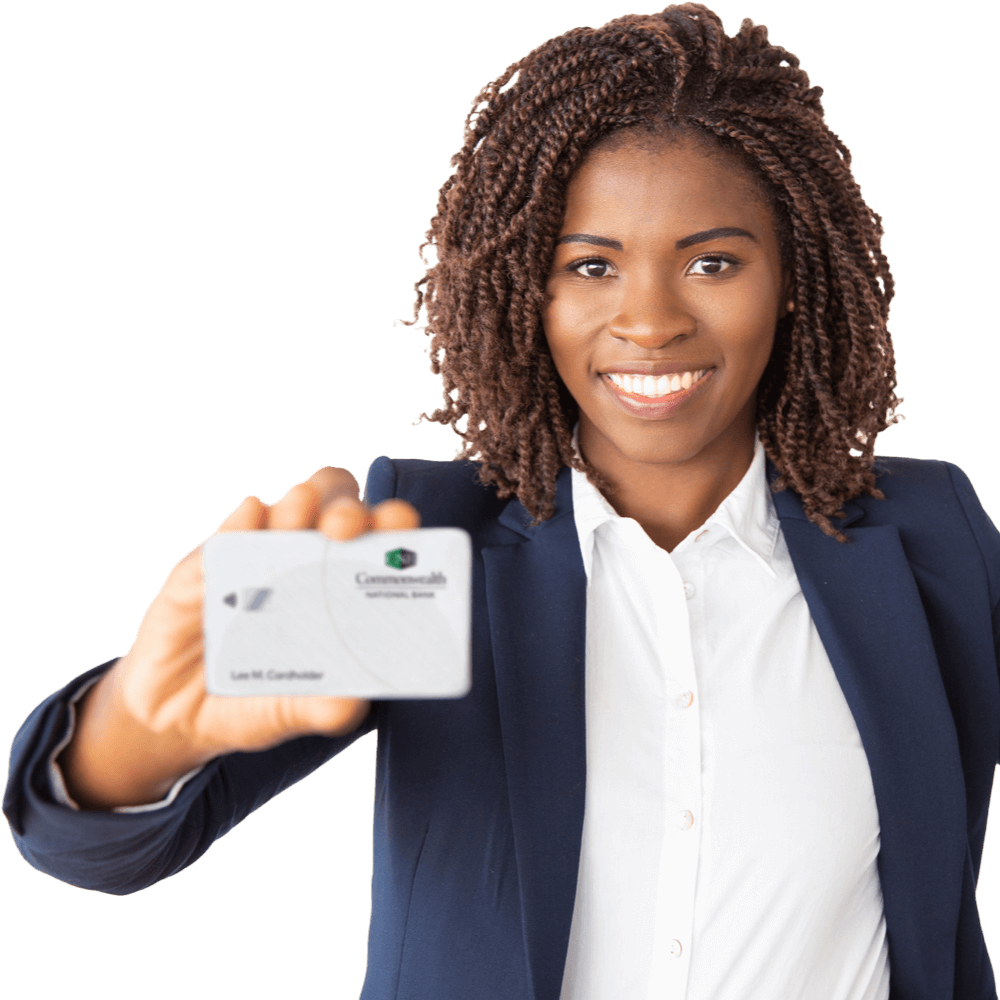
[562,135,775,238]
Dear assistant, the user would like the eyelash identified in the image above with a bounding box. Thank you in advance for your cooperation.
[566,253,741,278]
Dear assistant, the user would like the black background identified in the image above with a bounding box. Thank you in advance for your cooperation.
[5,3,997,996]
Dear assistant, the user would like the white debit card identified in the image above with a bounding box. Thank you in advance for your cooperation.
[202,528,471,698]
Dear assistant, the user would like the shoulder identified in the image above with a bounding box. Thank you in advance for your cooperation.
[363,457,510,534]
[866,456,1000,607]
[869,455,991,523]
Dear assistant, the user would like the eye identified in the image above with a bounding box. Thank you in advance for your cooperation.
[691,253,740,278]
[566,257,612,278]
[566,253,740,280]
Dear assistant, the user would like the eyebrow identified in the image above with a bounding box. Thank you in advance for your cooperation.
[555,227,757,252]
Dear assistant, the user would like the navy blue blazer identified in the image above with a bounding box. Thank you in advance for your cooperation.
[5,455,1000,1000]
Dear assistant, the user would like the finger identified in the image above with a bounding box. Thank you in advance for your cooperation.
[267,482,321,530]
[217,496,268,533]
[317,496,372,540]
[371,499,421,531]
[278,696,373,741]
[307,467,360,509]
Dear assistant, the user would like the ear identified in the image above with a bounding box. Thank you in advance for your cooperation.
[780,270,795,317]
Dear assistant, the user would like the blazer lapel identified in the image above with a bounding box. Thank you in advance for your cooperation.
[482,466,587,1000]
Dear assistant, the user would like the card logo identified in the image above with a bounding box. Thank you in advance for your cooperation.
[385,547,417,570]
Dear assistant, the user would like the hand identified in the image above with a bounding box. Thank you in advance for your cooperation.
[124,467,419,753]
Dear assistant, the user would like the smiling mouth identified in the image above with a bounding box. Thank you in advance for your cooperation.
[601,368,715,420]
[601,368,712,400]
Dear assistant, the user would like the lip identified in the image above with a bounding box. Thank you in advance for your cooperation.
[600,367,714,419]
[601,361,715,377]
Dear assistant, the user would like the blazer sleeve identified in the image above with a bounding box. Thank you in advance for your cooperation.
[1,456,400,895]
[944,462,1000,764]
[3,661,376,894]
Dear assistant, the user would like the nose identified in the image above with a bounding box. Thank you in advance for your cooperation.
[609,292,696,346]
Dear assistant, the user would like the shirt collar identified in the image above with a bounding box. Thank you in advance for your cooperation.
[570,429,780,581]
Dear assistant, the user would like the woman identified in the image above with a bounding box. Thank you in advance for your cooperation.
[6,5,999,999]
[382,3,1000,1000]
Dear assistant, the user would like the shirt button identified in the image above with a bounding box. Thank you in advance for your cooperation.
[676,690,694,709]
[679,810,694,830]
[683,581,695,599]
[670,939,683,958]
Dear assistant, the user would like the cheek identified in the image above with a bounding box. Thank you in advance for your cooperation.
[541,298,589,379]
[715,289,780,366]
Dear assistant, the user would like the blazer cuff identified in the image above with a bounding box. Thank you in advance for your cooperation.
[48,668,206,813]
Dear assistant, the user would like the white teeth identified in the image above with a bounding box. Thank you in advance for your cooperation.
[608,369,707,398]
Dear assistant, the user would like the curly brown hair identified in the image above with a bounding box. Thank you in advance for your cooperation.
[404,2,901,542]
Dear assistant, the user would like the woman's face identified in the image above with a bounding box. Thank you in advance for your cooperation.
[542,135,790,476]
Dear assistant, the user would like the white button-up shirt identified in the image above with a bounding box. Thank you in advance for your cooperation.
[559,436,890,1000]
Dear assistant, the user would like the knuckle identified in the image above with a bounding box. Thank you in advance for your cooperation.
[286,482,316,501]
